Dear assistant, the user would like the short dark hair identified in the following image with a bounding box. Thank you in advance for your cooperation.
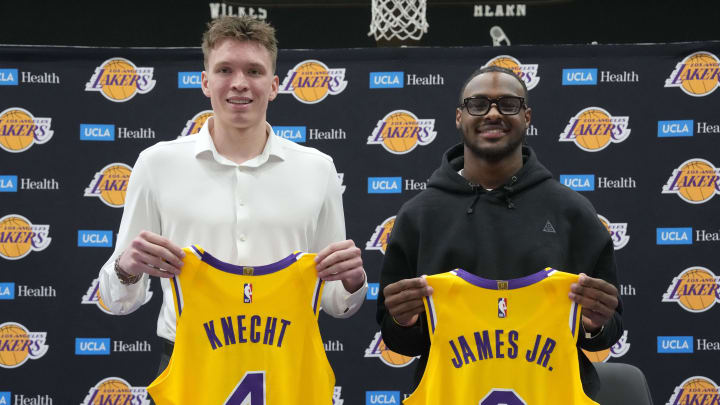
[202,16,278,73]
[458,65,529,105]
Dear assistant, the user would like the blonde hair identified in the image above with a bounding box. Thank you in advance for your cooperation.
[202,16,278,72]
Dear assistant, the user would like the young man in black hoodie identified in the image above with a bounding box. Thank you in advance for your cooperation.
[377,66,623,399]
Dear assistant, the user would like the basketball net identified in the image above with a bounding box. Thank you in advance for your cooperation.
[368,0,428,42]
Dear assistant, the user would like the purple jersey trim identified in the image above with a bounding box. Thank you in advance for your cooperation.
[453,268,554,290]
[198,249,300,276]
[312,279,323,315]
[571,301,579,336]
[425,295,436,333]
[172,275,182,316]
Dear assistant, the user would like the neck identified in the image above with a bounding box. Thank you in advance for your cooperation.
[462,146,523,189]
[209,118,269,164]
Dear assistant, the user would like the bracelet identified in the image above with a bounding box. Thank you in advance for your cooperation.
[392,315,414,328]
[114,255,141,285]
[583,323,604,339]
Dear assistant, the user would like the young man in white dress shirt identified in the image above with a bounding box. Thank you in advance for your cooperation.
[98,15,367,375]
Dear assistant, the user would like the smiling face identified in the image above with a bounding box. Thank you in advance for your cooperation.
[456,71,531,162]
[201,38,279,135]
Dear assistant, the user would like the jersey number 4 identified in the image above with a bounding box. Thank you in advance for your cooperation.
[479,388,527,405]
[224,371,266,405]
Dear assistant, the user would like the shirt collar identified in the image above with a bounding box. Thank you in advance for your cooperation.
[193,117,286,166]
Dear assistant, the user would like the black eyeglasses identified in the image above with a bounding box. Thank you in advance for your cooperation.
[459,96,526,116]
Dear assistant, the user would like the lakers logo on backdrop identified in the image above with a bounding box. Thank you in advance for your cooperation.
[365,331,417,368]
[663,266,720,313]
[279,60,347,104]
[582,330,631,362]
[559,107,631,152]
[0,214,51,260]
[84,163,132,208]
[81,278,153,315]
[662,158,720,204]
[366,216,395,254]
[0,107,53,153]
[368,110,436,154]
[484,55,540,90]
[179,110,213,137]
[597,214,630,250]
[85,57,156,102]
[80,377,151,405]
[665,51,720,97]
[0,322,49,368]
[667,376,720,405]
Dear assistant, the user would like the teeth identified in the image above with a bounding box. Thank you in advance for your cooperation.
[228,99,251,104]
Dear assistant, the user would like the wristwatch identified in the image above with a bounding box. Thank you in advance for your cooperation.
[114,255,141,285]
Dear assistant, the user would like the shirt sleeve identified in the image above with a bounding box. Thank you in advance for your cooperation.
[314,159,367,318]
[97,151,159,315]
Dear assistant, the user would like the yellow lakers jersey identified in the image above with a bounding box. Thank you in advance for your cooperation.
[147,246,335,405]
[404,268,598,405]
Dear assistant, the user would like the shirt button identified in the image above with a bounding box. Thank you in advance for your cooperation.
[238,200,244,206]
[239,234,246,242]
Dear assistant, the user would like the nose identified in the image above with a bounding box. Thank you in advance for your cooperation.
[231,72,248,90]
[484,102,503,119]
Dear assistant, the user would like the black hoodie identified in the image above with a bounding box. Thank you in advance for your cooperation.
[377,144,623,398]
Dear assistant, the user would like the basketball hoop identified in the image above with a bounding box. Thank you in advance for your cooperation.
[368,0,428,43]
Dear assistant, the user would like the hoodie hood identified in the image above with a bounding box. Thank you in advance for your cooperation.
[428,143,553,212]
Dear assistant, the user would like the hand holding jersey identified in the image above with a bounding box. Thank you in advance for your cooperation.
[315,239,366,293]
[383,277,433,327]
[569,273,620,334]
[117,230,185,279]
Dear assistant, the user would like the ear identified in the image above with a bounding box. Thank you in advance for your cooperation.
[524,107,532,129]
[268,75,279,102]
[201,71,211,98]
[455,108,463,129]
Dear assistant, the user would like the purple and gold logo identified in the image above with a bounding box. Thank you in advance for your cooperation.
[82,278,152,315]
[665,51,720,97]
[180,110,213,137]
[279,60,347,104]
[366,216,395,254]
[365,331,417,368]
[0,214,51,260]
[667,376,719,405]
[84,163,133,208]
[582,330,630,363]
[80,377,150,405]
[0,107,53,153]
[597,214,630,250]
[663,267,720,313]
[0,322,48,368]
[368,110,436,154]
[484,55,540,90]
[662,158,720,204]
[85,58,156,102]
[559,107,630,152]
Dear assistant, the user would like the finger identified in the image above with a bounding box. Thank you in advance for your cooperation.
[391,301,426,322]
[134,236,185,269]
[383,277,428,296]
[317,256,363,278]
[570,283,619,312]
[125,251,177,278]
[138,231,185,267]
[145,255,182,276]
[319,266,363,282]
[385,285,434,308]
[578,273,618,296]
[393,313,420,328]
[315,240,353,264]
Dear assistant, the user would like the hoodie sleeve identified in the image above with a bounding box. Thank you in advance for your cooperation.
[376,207,431,356]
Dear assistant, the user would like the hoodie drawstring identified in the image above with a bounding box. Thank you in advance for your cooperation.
[466,188,482,214]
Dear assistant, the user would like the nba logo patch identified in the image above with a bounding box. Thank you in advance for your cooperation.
[244,283,252,303]
[498,298,508,318]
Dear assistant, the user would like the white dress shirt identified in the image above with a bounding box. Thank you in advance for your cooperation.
[98,118,367,341]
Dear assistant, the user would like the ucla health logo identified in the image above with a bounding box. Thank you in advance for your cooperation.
[366,283,379,300]
[180,110,213,137]
[658,336,693,353]
[656,227,692,245]
[85,57,156,102]
[0,175,18,192]
[665,51,720,97]
[370,72,404,88]
[663,266,720,313]
[658,120,693,137]
[80,124,115,141]
[0,107,53,153]
[667,376,719,405]
[365,331,417,368]
[80,377,150,405]
[274,126,306,143]
[366,216,395,254]
[368,177,402,194]
[78,230,113,247]
[597,214,629,250]
[0,282,14,300]
[0,68,19,85]
[178,71,202,88]
[279,60,347,104]
[582,330,630,363]
[562,68,597,85]
[662,158,720,204]
[368,110,436,154]
[366,391,401,405]
[560,174,594,191]
[82,278,153,315]
[484,55,540,90]
[0,322,49,368]
[559,107,630,151]
[84,163,132,208]
[0,214,51,260]
[75,338,111,355]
